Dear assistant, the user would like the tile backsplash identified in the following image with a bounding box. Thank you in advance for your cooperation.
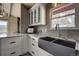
[37,26,79,50]
[37,26,69,38]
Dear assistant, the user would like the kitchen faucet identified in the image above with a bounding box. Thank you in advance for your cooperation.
[55,24,68,40]
[55,24,59,31]
[55,24,61,37]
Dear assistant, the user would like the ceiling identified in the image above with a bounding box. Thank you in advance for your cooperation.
[22,3,35,9]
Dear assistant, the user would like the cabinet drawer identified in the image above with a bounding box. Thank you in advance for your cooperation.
[31,42,38,47]
[31,42,39,56]
[1,46,21,56]
[31,50,37,56]
[1,37,22,49]
[30,47,38,56]
[31,38,38,46]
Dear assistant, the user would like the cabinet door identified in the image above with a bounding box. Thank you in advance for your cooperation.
[1,46,21,56]
[34,6,41,25]
[20,35,28,54]
[29,4,46,26]
[37,6,41,24]
[34,9,37,24]
[30,11,33,24]
[31,44,38,56]
[28,37,38,56]
[1,37,21,49]
[2,3,11,16]
[1,36,22,56]
[28,36,32,54]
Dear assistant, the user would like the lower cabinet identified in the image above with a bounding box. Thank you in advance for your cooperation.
[28,36,39,56]
[30,46,38,56]
[1,46,21,56]
[28,35,52,56]
[0,36,22,56]
[20,34,28,54]
[0,34,28,56]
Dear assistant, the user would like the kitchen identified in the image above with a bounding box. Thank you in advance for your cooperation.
[0,3,79,56]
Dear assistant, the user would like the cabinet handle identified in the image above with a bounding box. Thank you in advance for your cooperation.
[10,42,16,44]
[32,38,35,40]
[10,52,16,55]
[32,43,35,46]
[32,51,35,54]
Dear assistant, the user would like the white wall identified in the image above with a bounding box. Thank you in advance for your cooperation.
[11,3,21,17]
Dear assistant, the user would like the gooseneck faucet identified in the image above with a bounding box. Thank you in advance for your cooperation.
[55,24,62,38]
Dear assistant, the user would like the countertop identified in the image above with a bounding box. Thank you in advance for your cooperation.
[27,34,76,43]
[0,33,27,39]
[28,34,47,42]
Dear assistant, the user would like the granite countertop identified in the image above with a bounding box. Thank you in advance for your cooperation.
[0,33,27,39]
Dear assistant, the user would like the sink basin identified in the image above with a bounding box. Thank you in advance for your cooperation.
[39,37,55,42]
[53,39,76,49]
[39,36,76,49]
[38,37,76,56]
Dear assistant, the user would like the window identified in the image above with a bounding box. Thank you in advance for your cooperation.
[0,20,8,33]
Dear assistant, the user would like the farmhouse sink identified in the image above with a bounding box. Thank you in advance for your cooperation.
[39,36,56,42]
[53,39,76,49]
[39,36,76,49]
[38,37,76,56]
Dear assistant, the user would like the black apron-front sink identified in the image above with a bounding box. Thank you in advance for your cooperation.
[53,39,76,49]
[39,36,56,42]
[38,37,76,56]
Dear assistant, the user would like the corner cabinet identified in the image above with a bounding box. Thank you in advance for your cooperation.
[50,3,79,30]
[29,4,46,26]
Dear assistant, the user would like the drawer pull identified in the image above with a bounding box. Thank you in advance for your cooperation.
[10,52,16,55]
[32,51,35,54]
[32,38,35,40]
[10,42,16,44]
[32,43,35,46]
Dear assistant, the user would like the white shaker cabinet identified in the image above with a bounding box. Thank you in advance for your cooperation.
[28,36,39,56]
[20,34,28,54]
[28,35,53,56]
[0,36,22,56]
[29,3,46,26]
[0,34,28,56]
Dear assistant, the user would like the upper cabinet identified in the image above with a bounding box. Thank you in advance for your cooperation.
[50,3,79,30]
[0,3,11,17]
[29,4,46,26]
[2,3,11,16]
